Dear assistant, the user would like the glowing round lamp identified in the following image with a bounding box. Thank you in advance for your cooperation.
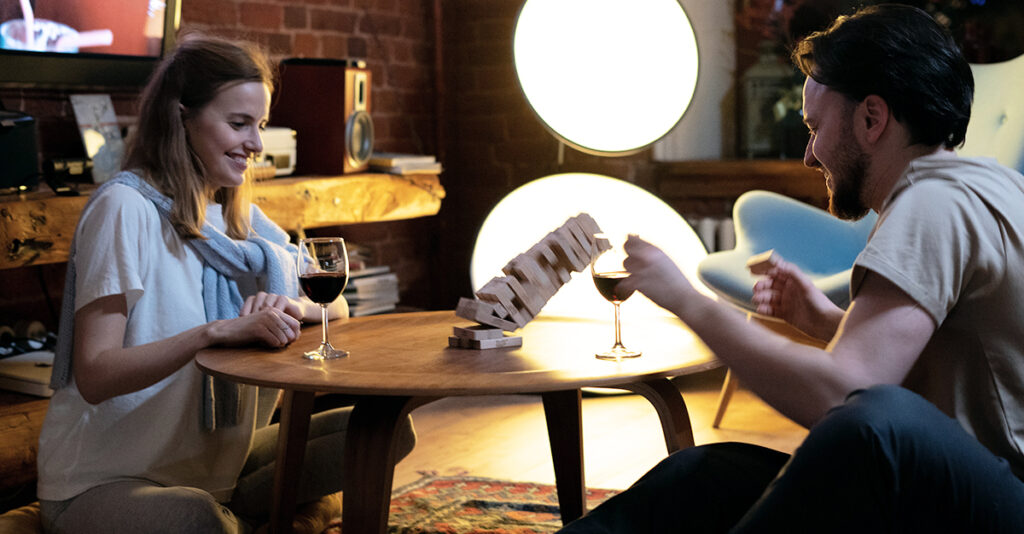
[470,173,713,321]
[513,0,699,155]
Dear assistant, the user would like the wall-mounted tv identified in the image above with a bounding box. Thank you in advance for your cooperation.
[0,0,180,88]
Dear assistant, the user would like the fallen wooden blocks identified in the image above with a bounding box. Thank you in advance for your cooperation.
[451,213,610,349]
[449,324,523,349]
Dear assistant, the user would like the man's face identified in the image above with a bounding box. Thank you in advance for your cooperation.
[802,78,871,220]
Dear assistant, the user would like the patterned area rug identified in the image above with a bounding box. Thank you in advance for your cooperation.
[323,475,618,534]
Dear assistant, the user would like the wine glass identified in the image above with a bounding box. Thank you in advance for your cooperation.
[590,235,641,360]
[297,237,349,360]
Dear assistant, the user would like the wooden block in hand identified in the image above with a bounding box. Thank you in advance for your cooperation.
[448,335,523,349]
[453,325,505,340]
[746,249,778,275]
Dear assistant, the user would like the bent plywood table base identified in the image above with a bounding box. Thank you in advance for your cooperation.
[196,311,718,534]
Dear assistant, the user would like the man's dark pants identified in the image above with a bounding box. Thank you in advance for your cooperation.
[558,385,1024,533]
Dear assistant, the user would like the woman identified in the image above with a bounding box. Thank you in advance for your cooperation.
[35,35,415,533]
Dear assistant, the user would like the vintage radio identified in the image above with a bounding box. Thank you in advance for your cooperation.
[271,58,373,175]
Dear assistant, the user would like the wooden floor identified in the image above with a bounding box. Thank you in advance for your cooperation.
[392,367,808,491]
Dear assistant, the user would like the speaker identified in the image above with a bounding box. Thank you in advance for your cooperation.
[272,58,374,175]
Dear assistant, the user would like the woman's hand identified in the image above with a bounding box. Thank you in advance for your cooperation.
[240,291,303,320]
[749,253,844,342]
[207,305,301,348]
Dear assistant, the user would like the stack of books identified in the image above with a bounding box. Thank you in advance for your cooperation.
[347,265,401,317]
[368,152,442,175]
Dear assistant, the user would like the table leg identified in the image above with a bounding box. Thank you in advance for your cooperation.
[541,389,586,525]
[269,389,316,534]
[342,395,437,534]
[618,378,695,453]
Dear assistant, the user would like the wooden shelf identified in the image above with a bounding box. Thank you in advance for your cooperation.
[0,172,445,270]
[656,159,828,207]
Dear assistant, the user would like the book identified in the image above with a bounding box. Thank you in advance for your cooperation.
[0,350,55,397]
[345,272,399,294]
[349,265,391,279]
[349,300,398,317]
[368,152,436,166]
[371,161,443,175]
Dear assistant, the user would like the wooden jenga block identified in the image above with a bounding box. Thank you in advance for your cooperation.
[504,275,543,318]
[454,297,518,331]
[453,325,505,340]
[477,277,529,327]
[564,218,594,258]
[746,249,778,275]
[448,335,523,349]
[504,254,557,300]
[549,229,588,271]
[574,212,604,240]
[538,236,574,284]
[558,225,591,268]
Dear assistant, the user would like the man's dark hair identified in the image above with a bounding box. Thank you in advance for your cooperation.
[792,3,973,149]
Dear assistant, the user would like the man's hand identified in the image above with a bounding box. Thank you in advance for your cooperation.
[748,251,844,342]
[618,234,697,317]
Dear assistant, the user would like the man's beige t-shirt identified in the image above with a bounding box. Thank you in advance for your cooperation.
[852,153,1024,476]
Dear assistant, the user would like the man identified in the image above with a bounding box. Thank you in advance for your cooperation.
[558,4,1024,533]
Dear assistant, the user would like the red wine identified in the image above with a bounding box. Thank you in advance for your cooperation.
[592,271,633,303]
[299,273,348,304]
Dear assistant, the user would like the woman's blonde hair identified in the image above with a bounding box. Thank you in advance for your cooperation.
[123,34,276,240]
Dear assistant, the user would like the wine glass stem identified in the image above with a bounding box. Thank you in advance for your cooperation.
[320,304,330,347]
[613,302,624,348]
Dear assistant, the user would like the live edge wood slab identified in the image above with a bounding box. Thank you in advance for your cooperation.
[0,172,445,270]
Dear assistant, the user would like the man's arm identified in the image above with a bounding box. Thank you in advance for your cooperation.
[620,235,935,428]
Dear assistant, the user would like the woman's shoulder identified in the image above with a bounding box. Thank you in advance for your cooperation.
[86,180,157,218]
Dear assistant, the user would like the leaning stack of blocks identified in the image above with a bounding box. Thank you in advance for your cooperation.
[451,213,610,349]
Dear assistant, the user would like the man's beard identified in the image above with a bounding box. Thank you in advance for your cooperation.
[826,130,871,221]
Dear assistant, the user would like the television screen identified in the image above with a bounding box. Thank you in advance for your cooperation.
[0,0,180,88]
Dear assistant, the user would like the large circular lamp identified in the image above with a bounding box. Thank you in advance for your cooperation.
[513,0,700,155]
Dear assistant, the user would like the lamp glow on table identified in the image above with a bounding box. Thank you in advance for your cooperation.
[513,0,699,155]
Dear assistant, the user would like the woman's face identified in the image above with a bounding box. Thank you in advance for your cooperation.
[183,81,270,189]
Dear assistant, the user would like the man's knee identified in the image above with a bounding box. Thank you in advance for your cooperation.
[825,385,930,432]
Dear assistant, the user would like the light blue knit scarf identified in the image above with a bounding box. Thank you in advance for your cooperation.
[50,171,299,430]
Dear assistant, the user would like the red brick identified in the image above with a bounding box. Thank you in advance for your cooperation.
[292,33,320,57]
[348,37,369,58]
[182,1,239,27]
[320,35,349,58]
[387,64,431,89]
[359,13,402,36]
[240,3,284,30]
[310,9,358,32]
[284,6,308,29]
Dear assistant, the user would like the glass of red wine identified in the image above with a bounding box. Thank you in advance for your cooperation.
[590,235,641,360]
[297,237,349,360]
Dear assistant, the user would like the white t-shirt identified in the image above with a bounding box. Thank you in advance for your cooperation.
[853,153,1024,476]
[37,183,258,502]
